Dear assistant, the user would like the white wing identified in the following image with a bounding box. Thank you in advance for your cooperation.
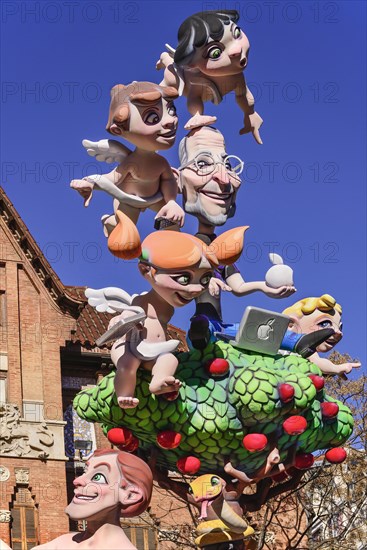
[85,287,144,315]
[82,139,130,164]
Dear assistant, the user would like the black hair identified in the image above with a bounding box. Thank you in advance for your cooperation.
[174,10,240,66]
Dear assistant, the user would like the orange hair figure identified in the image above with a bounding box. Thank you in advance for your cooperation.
[107,211,247,410]
[108,211,246,269]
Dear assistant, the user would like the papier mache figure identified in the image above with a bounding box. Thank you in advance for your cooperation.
[283,294,361,375]
[86,211,247,408]
[31,449,153,550]
[157,10,263,143]
[188,474,254,548]
[176,125,295,349]
[71,82,184,233]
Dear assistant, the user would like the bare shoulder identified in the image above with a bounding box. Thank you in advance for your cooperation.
[31,533,75,550]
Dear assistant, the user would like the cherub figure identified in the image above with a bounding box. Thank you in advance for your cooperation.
[31,449,153,550]
[283,294,361,375]
[86,211,246,408]
[71,81,184,233]
[157,10,263,142]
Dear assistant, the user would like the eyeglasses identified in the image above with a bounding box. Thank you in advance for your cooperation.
[178,152,244,178]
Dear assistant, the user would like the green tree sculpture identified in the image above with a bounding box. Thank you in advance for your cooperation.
[74,342,353,477]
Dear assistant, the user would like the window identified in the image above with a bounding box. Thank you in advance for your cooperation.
[122,526,157,549]
[10,488,39,550]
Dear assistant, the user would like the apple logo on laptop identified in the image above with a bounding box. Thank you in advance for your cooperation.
[257,319,274,340]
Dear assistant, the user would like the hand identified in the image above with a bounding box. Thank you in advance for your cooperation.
[240,111,263,144]
[209,277,232,297]
[70,179,93,207]
[156,200,185,227]
[338,362,361,375]
[262,284,296,299]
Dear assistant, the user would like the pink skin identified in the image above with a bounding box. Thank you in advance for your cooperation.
[288,310,343,353]
[288,309,360,375]
[31,455,142,549]
[65,454,137,521]
[71,95,184,229]
[179,127,242,231]
[224,446,282,485]
[117,99,178,151]
[113,261,213,408]
[147,266,213,308]
[189,23,250,78]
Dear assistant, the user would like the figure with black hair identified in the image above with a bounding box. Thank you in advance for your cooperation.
[157,10,263,143]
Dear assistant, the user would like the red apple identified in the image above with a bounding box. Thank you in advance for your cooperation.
[205,358,230,376]
[176,456,201,475]
[283,416,307,435]
[162,391,179,401]
[121,435,139,453]
[321,402,339,418]
[295,452,314,469]
[107,427,133,447]
[308,374,325,391]
[278,383,295,403]
[157,430,182,450]
[325,447,347,464]
[242,433,268,452]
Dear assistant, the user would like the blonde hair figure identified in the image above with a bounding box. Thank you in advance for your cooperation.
[283,294,360,376]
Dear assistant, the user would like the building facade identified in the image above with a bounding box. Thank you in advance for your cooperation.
[0,187,192,549]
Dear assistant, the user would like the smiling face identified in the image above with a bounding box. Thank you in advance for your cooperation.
[289,309,343,353]
[189,22,250,77]
[179,127,242,227]
[126,98,178,150]
[140,261,213,308]
[65,454,136,521]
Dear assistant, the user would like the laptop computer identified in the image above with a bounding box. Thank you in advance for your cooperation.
[225,306,291,355]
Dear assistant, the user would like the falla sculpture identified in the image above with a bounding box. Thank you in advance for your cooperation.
[283,295,361,375]
[31,450,153,550]
[65,8,358,550]
[157,10,263,142]
[86,210,247,409]
[70,81,184,233]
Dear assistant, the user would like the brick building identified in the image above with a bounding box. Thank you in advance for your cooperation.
[0,187,193,549]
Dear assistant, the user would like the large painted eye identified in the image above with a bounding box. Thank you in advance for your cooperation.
[91,473,107,483]
[200,273,212,287]
[233,26,242,39]
[188,486,193,494]
[211,476,220,486]
[144,111,160,125]
[207,47,222,60]
[167,103,177,116]
[174,274,191,285]
[317,320,333,329]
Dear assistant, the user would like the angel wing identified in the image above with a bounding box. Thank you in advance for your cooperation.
[85,287,145,315]
[82,139,131,164]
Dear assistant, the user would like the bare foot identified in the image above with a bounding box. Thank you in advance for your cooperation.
[184,114,217,130]
[149,377,182,395]
[117,396,139,409]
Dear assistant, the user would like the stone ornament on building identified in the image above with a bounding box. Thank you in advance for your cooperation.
[0,510,11,523]
[0,466,10,482]
[15,468,29,485]
[0,404,54,458]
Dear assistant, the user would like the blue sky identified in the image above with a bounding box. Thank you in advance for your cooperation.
[1,1,366,371]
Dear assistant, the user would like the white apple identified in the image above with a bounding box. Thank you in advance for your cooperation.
[265,253,294,288]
